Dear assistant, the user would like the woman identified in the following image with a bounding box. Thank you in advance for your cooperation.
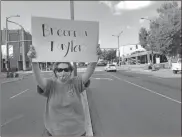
[27,44,101,136]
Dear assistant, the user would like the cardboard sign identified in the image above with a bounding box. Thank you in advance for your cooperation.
[31,16,99,62]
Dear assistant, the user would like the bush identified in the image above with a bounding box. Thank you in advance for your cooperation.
[9,72,14,78]
[15,73,19,77]
[148,65,152,70]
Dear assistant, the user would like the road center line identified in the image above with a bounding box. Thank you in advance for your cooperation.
[108,73,181,104]
[147,75,163,79]
[93,74,106,76]
[91,77,113,81]
[10,89,29,99]
[1,115,24,127]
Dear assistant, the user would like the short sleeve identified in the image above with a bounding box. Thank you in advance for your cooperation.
[73,75,85,93]
[37,78,53,97]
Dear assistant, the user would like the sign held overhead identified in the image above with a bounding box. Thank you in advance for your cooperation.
[31,16,99,62]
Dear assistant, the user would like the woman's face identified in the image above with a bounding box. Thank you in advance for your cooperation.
[55,63,72,83]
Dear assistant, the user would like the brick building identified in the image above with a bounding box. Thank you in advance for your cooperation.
[1,29,32,71]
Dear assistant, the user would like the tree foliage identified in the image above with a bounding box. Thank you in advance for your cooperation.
[139,27,149,50]
[139,1,181,57]
[100,49,116,61]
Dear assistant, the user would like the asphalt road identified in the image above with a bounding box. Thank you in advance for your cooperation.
[1,74,48,136]
[1,69,181,136]
[89,70,181,137]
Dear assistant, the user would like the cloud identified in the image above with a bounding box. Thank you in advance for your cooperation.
[115,1,152,11]
[99,1,113,9]
[99,1,154,15]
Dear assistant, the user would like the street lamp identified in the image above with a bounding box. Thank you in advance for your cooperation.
[5,15,20,76]
[7,20,28,71]
[140,17,152,22]
[112,30,123,66]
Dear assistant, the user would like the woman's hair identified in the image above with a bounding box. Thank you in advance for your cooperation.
[53,62,74,77]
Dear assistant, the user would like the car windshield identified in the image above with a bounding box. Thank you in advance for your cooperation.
[109,65,115,66]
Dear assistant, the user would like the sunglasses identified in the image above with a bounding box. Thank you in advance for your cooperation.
[56,68,70,72]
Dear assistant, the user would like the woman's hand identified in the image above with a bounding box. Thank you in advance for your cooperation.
[27,45,37,60]
[27,45,46,91]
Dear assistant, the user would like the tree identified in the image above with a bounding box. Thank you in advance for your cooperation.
[100,49,108,60]
[139,27,150,50]
[139,26,159,65]
[139,1,181,68]
[155,1,181,56]
[153,1,181,68]
[107,49,116,61]
[101,49,116,61]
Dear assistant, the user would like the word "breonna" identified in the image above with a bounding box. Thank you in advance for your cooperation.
[42,24,88,37]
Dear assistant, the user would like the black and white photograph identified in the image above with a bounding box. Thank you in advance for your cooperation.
[0,1,181,137]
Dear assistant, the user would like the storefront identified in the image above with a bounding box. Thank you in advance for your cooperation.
[125,51,167,65]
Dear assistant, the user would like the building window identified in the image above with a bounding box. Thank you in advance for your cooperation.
[130,48,132,50]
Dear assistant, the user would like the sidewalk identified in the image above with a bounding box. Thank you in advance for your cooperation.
[149,69,181,78]
[1,67,105,84]
[0,71,34,84]
[117,65,181,78]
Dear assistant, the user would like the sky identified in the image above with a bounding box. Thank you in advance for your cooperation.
[1,1,181,49]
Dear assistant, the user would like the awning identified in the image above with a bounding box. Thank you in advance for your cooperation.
[125,51,160,58]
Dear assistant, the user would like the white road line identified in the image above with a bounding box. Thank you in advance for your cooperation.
[93,74,106,76]
[91,77,113,81]
[1,115,24,127]
[10,89,29,99]
[108,74,181,104]
[1,78,21,84]
[148,75,163,79]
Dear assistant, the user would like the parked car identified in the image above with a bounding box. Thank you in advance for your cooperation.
[104,64,117,72]
[171,58,181,74]
[97,61,107,66]
[113,62,117,66]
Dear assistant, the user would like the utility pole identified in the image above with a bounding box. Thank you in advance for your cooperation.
[112,31,123,66]
[180,31,182,58]
[0,39,1,72]
[5,17,9,75]
[70,0,77,76]
[0,0,1,72]
[5,15,20,76]
[0,31,3,73]
[21,28,26,71]
[117,35,120,66]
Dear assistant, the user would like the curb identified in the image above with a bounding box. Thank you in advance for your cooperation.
[1,69,104,84]
[81,91,93,136]
[1,73,33,84]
